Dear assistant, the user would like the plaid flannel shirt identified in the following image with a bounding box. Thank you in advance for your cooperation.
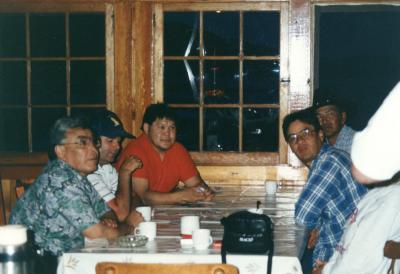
[334,125,356,154]
[295,144,367,264]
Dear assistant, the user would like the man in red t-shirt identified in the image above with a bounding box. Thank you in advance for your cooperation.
[115,103,214,205]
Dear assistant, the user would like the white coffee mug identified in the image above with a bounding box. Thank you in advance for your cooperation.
[134,221,157,241]
[136,206,152,221]
[193,229,213,250]
[180,216,200,238]
[265,180,277,195]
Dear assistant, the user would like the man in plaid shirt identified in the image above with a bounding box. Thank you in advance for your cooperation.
[282,108,367,274]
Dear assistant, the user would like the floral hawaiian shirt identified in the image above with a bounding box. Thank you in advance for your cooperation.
[10,160,109,255]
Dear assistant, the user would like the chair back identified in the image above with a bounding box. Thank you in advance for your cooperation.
[96,262,239,274]
[0,172,6,225]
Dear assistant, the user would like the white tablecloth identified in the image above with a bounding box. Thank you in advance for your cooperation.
[59,237,302,274]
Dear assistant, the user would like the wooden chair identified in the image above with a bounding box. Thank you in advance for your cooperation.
[0,172,6,225]
[96,262,239,274]
[0,163,43,224]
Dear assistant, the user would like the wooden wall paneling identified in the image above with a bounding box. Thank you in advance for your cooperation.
[132,1,153,136]
[197,165,308,185]
[114,1,134,136]
[106,3,115,110]
[288,0,312,167]
[0,2,105,12]
[279,2,290,164]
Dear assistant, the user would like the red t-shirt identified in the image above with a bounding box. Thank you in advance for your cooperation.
[115,134,198,192]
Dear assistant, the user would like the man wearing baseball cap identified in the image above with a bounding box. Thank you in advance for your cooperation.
[88,110,143,226]
[313,93,355,154]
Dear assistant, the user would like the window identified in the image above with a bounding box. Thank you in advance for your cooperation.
[154,3,289,164]
[0,7,111,153]
[314,5,400,130]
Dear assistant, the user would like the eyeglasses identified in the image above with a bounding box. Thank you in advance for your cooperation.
[59,136,100,149]
[287,128,315,145]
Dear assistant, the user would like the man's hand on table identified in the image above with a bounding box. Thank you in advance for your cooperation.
[179,186,214,204]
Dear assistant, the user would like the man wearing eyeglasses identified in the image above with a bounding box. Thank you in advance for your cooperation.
[10,117,138,274]
[282,108,367,274]
[313,94,355,154]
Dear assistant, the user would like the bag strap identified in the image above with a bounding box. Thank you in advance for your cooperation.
[266,234,274,274]
[221,236,227,264]
[221,234,274,274]
[387,258,396,274]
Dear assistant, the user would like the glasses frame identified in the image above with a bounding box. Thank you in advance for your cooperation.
[287,128,315,145]
[59,136,100,149]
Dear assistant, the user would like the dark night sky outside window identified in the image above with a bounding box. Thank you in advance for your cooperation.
[163,11,280,152]
[315,5,400,130]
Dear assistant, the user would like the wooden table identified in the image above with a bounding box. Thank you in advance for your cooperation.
[59,184,305,274]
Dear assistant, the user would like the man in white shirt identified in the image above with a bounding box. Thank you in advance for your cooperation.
[88,110,143,225]
[323,81,400,274]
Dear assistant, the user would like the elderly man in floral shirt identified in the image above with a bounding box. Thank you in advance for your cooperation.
[10,116,137,274]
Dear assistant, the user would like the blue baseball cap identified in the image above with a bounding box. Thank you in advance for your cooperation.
[91,110,134,139]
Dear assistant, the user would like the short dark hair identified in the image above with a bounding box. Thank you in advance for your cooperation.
[141,103,177,129]
[48,116,92,160]
[282,107,321,142]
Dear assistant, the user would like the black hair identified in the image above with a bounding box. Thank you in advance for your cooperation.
[282,107,321,142]
[141,103,177,130]
[48,116,92,160]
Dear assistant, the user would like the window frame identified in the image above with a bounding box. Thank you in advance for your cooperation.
[153,2,289,165]
[0,2,115,154]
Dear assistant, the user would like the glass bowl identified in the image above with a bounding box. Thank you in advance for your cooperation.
[117,234,148,248]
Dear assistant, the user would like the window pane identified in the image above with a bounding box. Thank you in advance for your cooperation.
[0,14,25,57]
[204,108,238,151]
[0,61,27,105]
[71,107,106,120]
[164,12,199,56]
[243,108,278,152]
[32,61,66,105]
[70,13,105,57]
[204,12,239,56]
[171,108,199,151]
[243,11,280,56]
[316,5,400,129]
[70,61,106,104]
[0,108,28,152]
[243,60,280,104]
[204,60,239,104]
[30,13,65,57]
[164,60,199,104]
[32,108,66,152]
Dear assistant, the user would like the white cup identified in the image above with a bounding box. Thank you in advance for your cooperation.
[180,216,200,238]
[193,229,213,250]
[134,221,157,241]
[265,180,277,195]
[136,206,152,221]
